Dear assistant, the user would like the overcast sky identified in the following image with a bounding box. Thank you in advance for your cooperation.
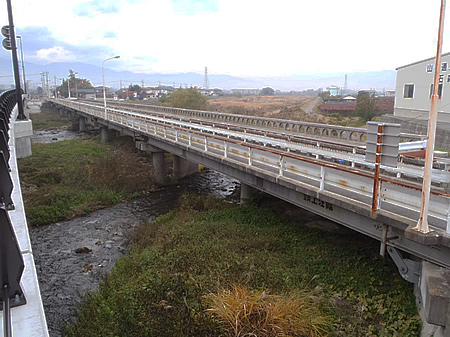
[1,0,449,78]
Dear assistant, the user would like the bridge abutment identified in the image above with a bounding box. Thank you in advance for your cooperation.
[418,261,450,337]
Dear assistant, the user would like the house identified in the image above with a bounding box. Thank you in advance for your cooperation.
[394,52,450,122]
[142,86,175,98]
[76,88,96,99]
[341,95,357,102]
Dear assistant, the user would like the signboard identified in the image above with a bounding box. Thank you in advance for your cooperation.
[365,122,400,168]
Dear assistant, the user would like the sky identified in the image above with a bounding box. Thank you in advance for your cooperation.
[1,0,449,79]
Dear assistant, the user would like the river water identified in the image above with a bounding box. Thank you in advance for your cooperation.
[29,130,240,337]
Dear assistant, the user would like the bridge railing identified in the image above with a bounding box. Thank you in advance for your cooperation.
[51,98,450,236]
[0,90,26,337]
[107,101,371,142]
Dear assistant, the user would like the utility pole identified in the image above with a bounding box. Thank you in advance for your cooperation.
[203,66,209,89]
[4,0,25,119]
[46,71,50,98]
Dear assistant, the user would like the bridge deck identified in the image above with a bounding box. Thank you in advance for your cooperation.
[50,99,450,269]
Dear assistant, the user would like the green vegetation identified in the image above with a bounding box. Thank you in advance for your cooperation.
[18,134,154,227]
[64,194,420,337]
[261,87,275,95]
[30,106,71,131]
[163,87,209,110]
[355,92,381,122]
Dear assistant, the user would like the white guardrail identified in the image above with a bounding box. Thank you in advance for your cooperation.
[53,99,450,234]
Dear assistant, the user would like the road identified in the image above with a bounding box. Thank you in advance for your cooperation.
[305,96,321,120]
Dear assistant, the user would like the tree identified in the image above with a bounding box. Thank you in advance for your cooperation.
[165,87,209,110]
[261,87,275,96]
[355,94,380,122]
[128,84,142,93]
[56,70,93,98]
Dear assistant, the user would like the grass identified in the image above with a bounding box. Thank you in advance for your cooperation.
[18,133,154,227]
[64,194,420,337]
[29,105,70,130]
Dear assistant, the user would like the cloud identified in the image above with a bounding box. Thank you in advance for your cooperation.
[73,0,120,17]
[103,31,118,38]
[171,0,218,15]
[35,46,76,62]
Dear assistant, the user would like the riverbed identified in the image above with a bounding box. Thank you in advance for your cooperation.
[29,129,240,336]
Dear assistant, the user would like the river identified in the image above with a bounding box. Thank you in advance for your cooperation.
[29,130,240,337]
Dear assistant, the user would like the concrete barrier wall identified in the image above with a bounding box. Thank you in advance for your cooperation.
[382,115,450,150]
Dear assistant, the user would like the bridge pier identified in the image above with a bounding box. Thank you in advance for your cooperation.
[173,155,198,179]
[138,143,166,184]
[79,117,86,132]
[240,183,258,204]
[100,126,109,144]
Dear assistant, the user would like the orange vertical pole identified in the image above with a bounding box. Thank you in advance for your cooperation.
[372,124,384,216]
[415,0,446,233]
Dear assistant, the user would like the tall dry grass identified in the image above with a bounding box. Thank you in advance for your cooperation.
[204,283,332,337]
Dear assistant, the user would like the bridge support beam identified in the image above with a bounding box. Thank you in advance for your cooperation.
[173,155,198,179]
[240,183,258,204]
[100,126,108,144]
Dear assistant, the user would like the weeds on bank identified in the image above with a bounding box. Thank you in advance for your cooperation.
[64,194,420,337]
[18,135,154,226]
[29,106,70,130]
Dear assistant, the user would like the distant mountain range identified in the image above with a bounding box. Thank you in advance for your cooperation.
[0,59,396,92]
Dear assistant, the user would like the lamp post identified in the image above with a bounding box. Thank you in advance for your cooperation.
[67,78,71,98]
[102,55,120,119]
[74,71,78,98]
[16,35,26,94]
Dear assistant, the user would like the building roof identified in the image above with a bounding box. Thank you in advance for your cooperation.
[396,52,450,70]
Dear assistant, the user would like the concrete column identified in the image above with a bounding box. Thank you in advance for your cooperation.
[13,119,33,158]
[240,183,258,204]
[173,155,198,179]
[67,111,73,121]
[59,108,64,117]
[152,151,166,184]
[418,261,450,337]
[79,117,86,132]
[101,126,109,144]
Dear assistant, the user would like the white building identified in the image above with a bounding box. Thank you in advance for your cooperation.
[327,85,340,96]
[394,52,450,122]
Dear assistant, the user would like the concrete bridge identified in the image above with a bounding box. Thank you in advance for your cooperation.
[49,98,450,336]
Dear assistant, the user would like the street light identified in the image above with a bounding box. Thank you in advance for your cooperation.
[102,55,120,119]
[16,35,26,94]
[74,71,78,98]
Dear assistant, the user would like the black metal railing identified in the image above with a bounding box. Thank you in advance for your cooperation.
[0,89,26,337]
